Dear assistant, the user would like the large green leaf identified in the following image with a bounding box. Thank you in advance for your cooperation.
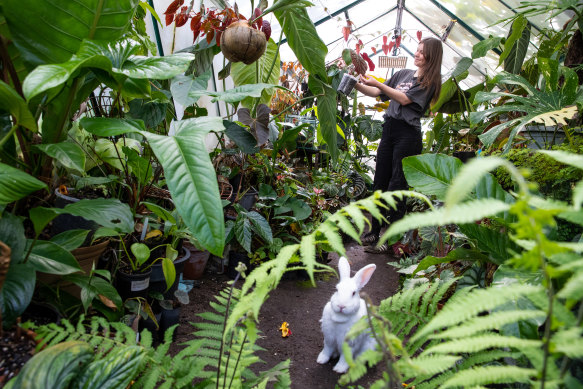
[65,273,123,312]
[2,0,139,67]
[0,162,47,204]
[472,37,502,59]
[0,80,37,131]
[81,117,146,137]
[231,39,281,109]
[274,2,327,80]
[499,15,528,70]
[403,154,463,200]
[62,199,134,233]
[27,240,81,275]
[142,117,225,257]
[170,71,212,107]
[459,223,516,264]
[504,21,530,75]
[0,262,36,328]
[35,142,86,174]
[308,75,338,161]
[0,213,26,264]
[24,40,193,101]
[223,120,259,154]
[50,229,90,251]
[188,83,280,104]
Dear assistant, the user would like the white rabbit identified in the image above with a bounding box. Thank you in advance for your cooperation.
[317,256,377,373]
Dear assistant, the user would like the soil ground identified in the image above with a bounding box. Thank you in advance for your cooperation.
[173,241,400,388]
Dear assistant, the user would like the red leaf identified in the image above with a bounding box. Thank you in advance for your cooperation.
[383,35,388,45]
[174,6,188,27]
[382,44,389,55]
[165,13,175,26]
[417,30,422,41]
[206,29,215,44]
[216,30,222,46]
[190,13,202,31]
[164,0,184,15]
[362,53,375,72]
[262,20,271,41]
[395,35,401,48]
[342,26,350,42]
[371,47,377,54]
[388,41,395,53]
[192,28,200,43]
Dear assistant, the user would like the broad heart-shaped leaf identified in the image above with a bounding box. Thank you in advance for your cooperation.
[81,117,146,137]
[472,37,502,59]
[2,0,138,67]
[459,223,516,265]
[0,80,37,131]
[35,142,86,174]
[274,3,327,80]
[161,257,176,292]
[0,162,47,204]
[308,75,338,162]
[191,83,280,104]
[504,22,530,75]
[403,154,462,200]
[115,52,194,79]
[235,217,253,253]
[65,273,123,312]
[246,211,273,245]
[231,38,281,109]
[414,247,489,275]
[499,15,528,67]
[223,120,259,154]
[238,104,271,146]
[0,262,35,328]
[50,229,90,251]
[27,240,81,275]
[170,70,212,107]
[142,118,225,257]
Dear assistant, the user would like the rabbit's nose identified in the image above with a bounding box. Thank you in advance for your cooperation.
[338,305,345,312]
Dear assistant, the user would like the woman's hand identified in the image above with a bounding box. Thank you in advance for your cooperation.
[359,74,379,87]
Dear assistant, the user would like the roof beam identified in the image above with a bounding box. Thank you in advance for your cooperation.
[427,0,488,43]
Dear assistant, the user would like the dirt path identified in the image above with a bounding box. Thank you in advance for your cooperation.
[173,241,400,388]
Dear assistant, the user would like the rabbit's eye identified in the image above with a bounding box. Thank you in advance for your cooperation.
[352,291,356,296]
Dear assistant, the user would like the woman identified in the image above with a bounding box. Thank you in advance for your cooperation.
[355,37,443,253]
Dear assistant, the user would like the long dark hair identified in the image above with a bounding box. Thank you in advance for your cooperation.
[418,37,443,104]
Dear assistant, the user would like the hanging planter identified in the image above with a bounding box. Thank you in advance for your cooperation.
[220,21,267,65]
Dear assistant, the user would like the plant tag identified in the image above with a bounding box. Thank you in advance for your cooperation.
[131,278,150,292]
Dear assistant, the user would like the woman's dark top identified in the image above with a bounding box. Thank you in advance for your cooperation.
[380,69,435,131]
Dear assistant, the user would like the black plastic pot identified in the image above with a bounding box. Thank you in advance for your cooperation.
[159,306,181,341]
[115,268,152,302]
[453,151,476,164]
[238,188,258,211]
[52,189,99,244]
[149,247,190,299]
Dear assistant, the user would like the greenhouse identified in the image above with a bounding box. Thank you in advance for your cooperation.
[0,0,582,387]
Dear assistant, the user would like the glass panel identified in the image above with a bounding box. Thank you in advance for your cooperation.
[501,0,573,32]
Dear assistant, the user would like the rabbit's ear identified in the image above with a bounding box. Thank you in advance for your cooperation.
[354,264,376,290]
[338,257,351,280]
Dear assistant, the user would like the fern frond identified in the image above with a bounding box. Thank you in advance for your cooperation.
[422,334,540,355]
[436,310,546,339]
[397,354,460,381]
[381,199,511,244]
[440,365,537,388]
[413,284,542,342]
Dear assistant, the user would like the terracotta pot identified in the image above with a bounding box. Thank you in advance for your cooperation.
[183,249,210,280]
[37,240,110,298]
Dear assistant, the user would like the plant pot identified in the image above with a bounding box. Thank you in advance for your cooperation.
[138,312,162,343]
[337,73,358,95]
[524,125,566,149]
[238,188,258,211]
[183,249,210,280]
[36,239,110,298]
[149,247,190,300]
[452,151,476,164]
[115,268,152,302]
[159,306,181,341]
[51,188,99,242]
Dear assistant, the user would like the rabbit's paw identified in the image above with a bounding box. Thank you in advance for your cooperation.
[333,360,349,374]
[317,350,331,364]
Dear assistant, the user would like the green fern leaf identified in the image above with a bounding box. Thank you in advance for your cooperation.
[338,205,367,234]
[397,355,460,381]
[557,271,583,300]
[423,334,540,355]
[333,212,360,242]
[413,284,542,342]
[441,365,537,388]
[382,199,511,244]
[554,328,583,358]
[436,310,546,339]
[300,233,316,277]
[319,221,345,254]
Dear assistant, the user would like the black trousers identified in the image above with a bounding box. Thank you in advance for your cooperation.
[370,117,422,236]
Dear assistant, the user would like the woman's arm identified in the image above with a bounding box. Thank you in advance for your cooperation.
[359,74,412,106]
[354,82,382,97]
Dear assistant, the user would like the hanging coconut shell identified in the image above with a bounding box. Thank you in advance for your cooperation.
[220,20,267,65]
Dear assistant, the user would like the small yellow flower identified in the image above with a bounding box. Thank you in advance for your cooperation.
[279,322,291,337]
